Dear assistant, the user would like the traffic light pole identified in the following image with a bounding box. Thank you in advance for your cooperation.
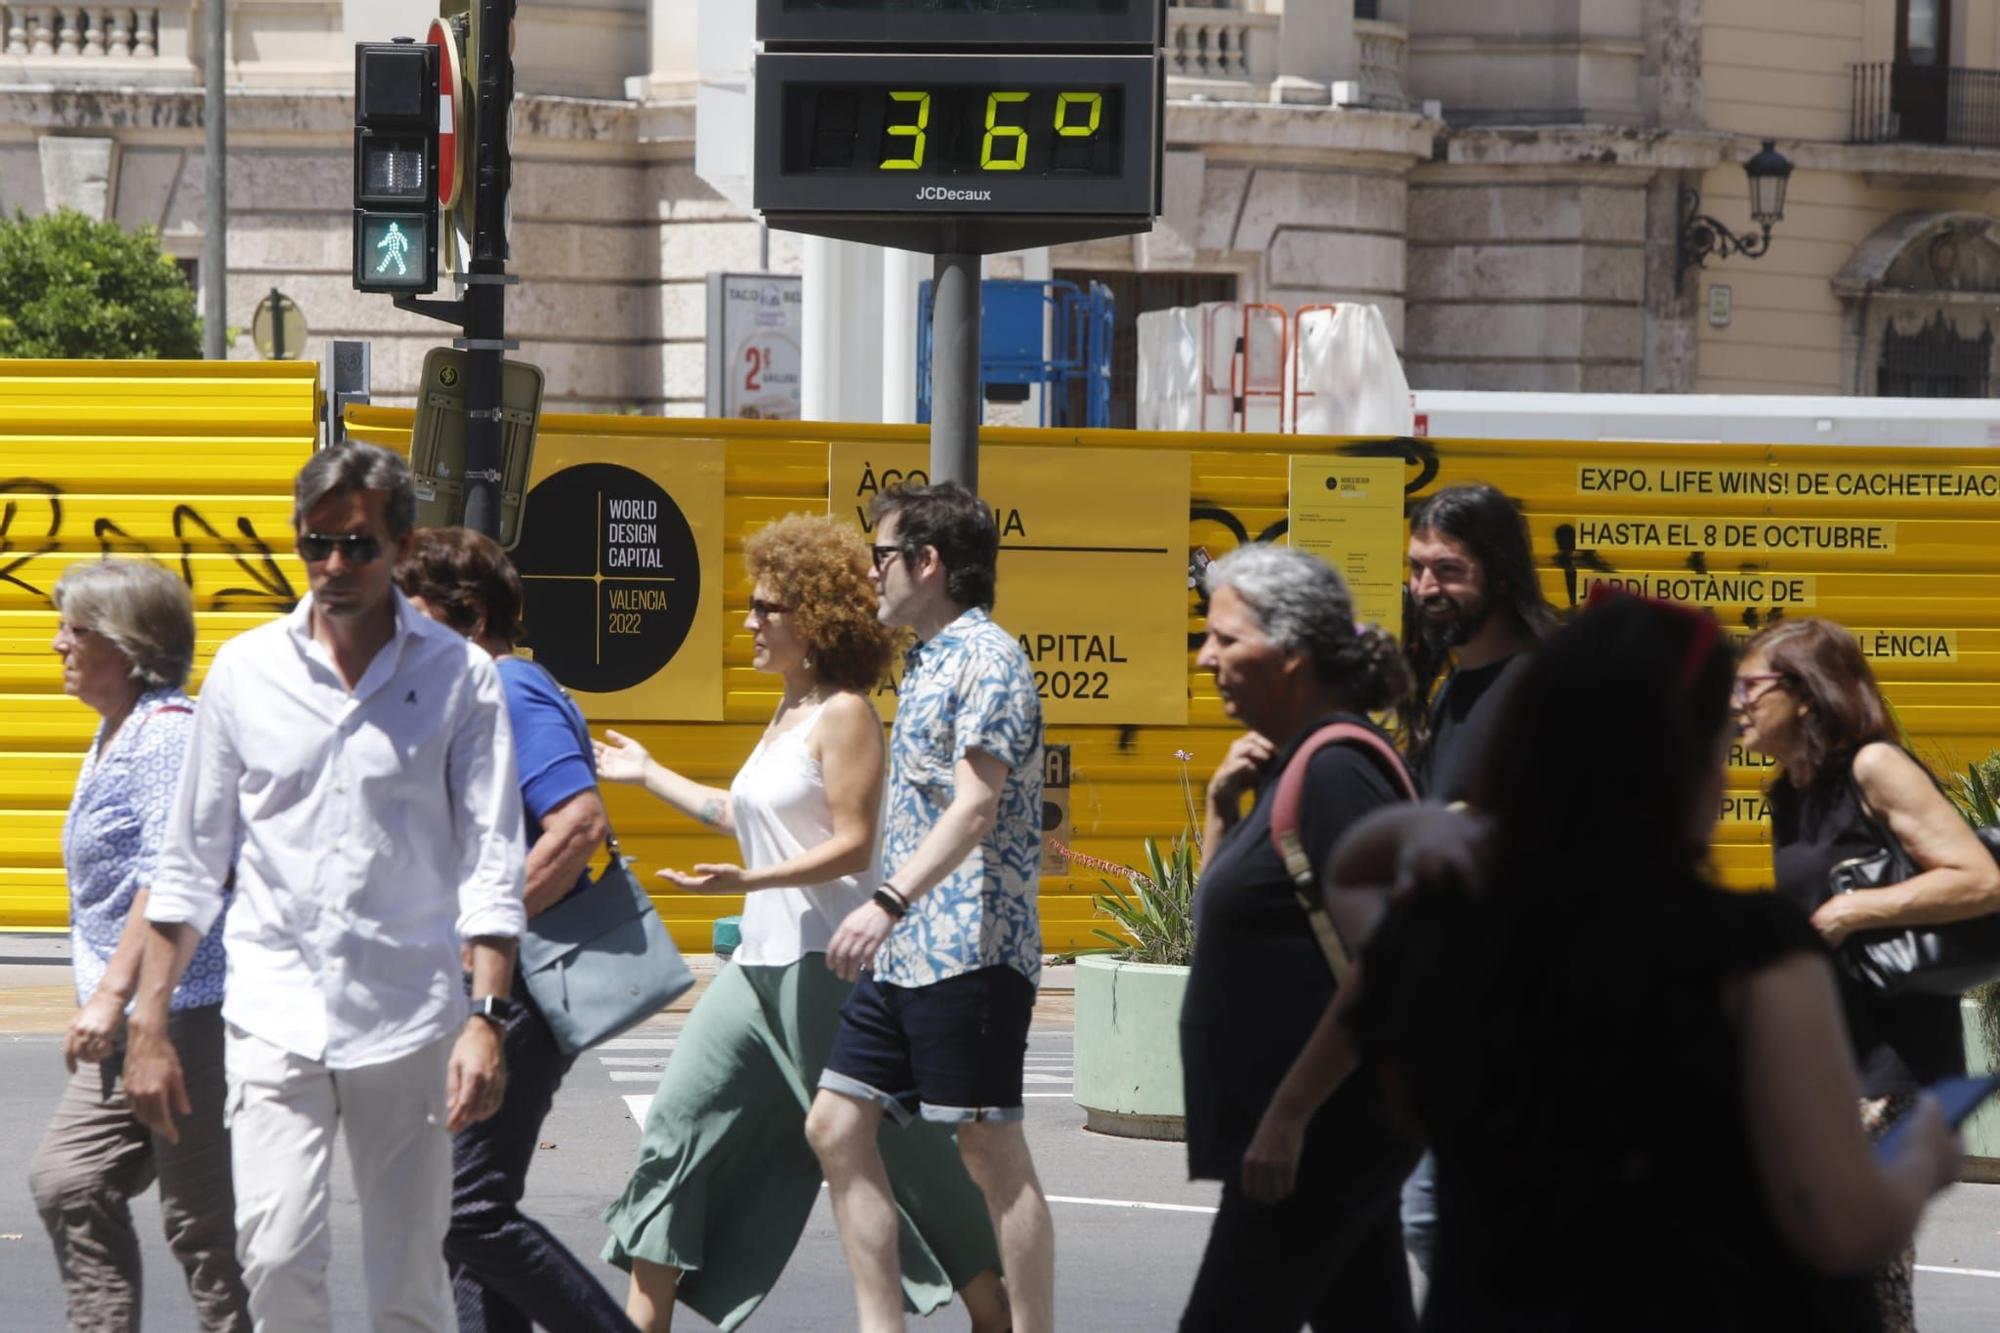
[458,0,514,542]
[930,250,979,493]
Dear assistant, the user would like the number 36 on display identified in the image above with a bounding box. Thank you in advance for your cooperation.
[880,90,1103,171]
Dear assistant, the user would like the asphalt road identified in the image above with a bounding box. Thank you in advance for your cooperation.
[1,1016,1998,1329]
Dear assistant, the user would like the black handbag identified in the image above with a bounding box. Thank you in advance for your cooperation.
[1828,776,2000,997]
[514,662,695,1055]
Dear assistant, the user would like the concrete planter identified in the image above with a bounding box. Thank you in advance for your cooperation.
[1962,995,2000,1181]
[1073,954,1189,1140]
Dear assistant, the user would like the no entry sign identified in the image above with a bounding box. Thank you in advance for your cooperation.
[428,18,464,211]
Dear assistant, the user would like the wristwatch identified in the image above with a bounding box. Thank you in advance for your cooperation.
[468,995,516,1028]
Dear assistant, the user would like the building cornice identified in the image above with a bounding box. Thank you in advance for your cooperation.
[1164,99,1440,171]
[0,85,696,161]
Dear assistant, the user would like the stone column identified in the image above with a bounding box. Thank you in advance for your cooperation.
[1273,0,1357,105]
[803,236,884,422]
[1642,171,1698,391]
[649,0,701,100]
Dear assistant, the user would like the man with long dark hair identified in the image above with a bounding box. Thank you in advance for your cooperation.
[1397,483,1557,1278]
[1401,484,1558,804]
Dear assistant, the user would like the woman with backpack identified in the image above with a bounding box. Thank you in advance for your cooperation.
[1180,543,1420,1332]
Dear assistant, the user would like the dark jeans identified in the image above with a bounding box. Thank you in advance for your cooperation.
[445,983,637,1333]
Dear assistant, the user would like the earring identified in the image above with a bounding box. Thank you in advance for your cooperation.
[803,655,813,670]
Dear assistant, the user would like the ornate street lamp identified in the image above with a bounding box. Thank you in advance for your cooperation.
[1678,140,1794,291]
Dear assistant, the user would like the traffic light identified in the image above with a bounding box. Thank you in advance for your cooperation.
[352,40,439,294]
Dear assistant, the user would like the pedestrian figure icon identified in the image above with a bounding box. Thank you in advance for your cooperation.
[375,223,412,276]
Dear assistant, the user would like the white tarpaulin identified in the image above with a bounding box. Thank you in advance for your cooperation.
[1295,304,1414,436]
[1134,300,1412,435]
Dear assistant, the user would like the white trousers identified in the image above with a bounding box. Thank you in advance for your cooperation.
[224,1025,454,1332]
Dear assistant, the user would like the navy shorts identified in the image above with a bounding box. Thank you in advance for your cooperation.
[819,965,1036,1125]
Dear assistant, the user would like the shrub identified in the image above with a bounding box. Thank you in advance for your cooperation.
[0,208,201,359]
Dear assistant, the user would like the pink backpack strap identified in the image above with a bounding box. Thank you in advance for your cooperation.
[1268,722,1418,982]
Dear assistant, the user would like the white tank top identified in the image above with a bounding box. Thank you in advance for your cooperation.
[729,700,880,967]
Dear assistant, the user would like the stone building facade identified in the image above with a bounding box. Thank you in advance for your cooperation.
[4,1,1999,414]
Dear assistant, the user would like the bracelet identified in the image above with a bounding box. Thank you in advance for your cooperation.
[872,888,908,920]
[880,881,910,910]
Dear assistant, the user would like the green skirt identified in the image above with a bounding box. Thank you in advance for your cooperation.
[601,957,1000,1330]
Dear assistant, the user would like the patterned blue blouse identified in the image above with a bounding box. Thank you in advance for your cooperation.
[874,608,1045,989]
[64,687,229,1011]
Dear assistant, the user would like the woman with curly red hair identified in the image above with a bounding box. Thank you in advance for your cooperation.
[597,513,1006,1332]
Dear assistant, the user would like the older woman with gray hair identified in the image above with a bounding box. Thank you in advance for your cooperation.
[28,558,249,1330]
[1179,542,1420,1333]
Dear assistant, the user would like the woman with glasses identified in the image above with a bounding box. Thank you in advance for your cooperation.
[1340,595,1959,1330]
[1737,618,2000,1332]
[597,513,1006,1333]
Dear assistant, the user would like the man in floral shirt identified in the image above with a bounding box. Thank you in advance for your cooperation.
[809,480,1053,1333]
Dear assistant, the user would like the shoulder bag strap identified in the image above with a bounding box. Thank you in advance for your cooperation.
[1268,723,1419,983]
[522,657,624,862]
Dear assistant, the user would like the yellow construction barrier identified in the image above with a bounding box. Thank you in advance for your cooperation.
[0,360,320,930]
[4,359,1996,953]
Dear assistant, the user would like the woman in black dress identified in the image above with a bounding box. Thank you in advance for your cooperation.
[1179,543,1419,1332]
[1337,594,1962,1331]
[1738,617,2000,1330]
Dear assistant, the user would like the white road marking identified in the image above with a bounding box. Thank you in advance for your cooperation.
[1915,1264,2000,1280]
[1022,1073,1071,1084]
[597,1056,670,1066]
[608,1071,663,1082]
[597,1037,678,1050]
[622,1094,651,1120]
[1046,1194,1216,1215]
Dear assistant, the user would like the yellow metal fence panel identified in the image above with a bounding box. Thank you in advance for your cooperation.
[0,360,319,928]
[17,378,2000,951]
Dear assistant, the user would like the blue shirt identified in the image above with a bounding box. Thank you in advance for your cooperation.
[875,608,1044,988]
[496,656,598,904]
[65,687,229,1011]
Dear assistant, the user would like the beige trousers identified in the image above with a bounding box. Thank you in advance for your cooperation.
[28,1002,251,1332]
[224,1025,455,1332]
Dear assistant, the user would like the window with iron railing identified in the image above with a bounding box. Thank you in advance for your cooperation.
[1878,313,1993,398]
[1851,63,2000,148]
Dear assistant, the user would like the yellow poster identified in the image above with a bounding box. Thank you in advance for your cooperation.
[1287,456,1407,638]
[830,442,1190,726]
[508,430,726,720]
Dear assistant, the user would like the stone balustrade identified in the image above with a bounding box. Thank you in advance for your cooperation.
[3,4,173,61]
[1166,3,1279,89]
[1355,17,1407,108]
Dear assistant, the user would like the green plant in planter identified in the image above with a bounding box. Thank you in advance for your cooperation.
[1086,834,1197,967]
[1056,748,1203,967]
[1938,751,2000,1058]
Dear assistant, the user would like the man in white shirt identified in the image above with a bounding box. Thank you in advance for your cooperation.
[124,442,527,1332]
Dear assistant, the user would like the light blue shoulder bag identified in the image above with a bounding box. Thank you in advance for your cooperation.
[515,661,695,1056]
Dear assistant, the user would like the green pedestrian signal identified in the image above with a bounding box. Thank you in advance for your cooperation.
[355,214,430,289]
[375,222,413,275]
[352,40,439,293]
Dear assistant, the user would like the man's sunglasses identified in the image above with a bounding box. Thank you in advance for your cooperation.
[870,543,907,572]
[299,532,385,565]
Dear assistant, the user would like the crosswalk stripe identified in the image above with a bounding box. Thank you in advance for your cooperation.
[608,1071,663,1082]
[596,1056,669,1066]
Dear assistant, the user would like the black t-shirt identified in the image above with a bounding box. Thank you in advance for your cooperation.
[1353,878,1878,1331]
[1179,713,1406,1181]
[1768,772,1965,1098]
[1413,654,1527,804]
